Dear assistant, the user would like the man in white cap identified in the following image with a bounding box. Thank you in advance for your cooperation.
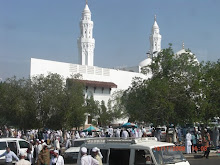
[185,130,192,154]
[54,137,60,154]
[50,150,64,165]
[92,147,103,165]
[80,147,99,165]
[37,140,42,155]
[16,150,31,165]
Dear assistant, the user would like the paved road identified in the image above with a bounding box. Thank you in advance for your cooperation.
[65,157,220,165]
[188,157,220,165]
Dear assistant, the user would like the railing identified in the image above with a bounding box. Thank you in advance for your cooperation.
[85,137,157,145]
[69,64,110,76]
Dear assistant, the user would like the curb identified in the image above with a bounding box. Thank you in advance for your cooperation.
[184,153,220,159]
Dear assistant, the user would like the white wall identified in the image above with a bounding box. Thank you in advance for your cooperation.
[30,58,150,124]
[31,58,149,92]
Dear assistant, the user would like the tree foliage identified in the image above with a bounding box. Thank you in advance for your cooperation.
[198,60,220,124]
[65,78,86,129]
[122,45,212,127]
[0,73,87,130]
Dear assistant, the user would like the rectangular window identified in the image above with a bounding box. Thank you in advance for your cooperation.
[0,142,7,150]
[134,149,153,165]
[94,87,96,93]
[7,142,18,155]
[109,148,130,165]
[19,141,30,148]
[73,141,85,147]
[88,116,92,124]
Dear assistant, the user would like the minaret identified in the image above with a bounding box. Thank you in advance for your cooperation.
[149,15,162,57]
[77,0,95,66]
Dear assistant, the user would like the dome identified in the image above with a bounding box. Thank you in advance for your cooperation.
[176,49,189,55]
[139,58,152,67]
[175,49,199,64]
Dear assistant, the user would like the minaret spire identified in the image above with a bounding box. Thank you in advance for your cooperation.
[77,1,95,66]
[149,15,162,57]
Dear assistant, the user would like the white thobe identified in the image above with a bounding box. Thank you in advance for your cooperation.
[37,144,42,154]
[115,130,120,137]
[54,139,60,150]
[50,155,64,165]
[16,159,31,165]
[122,131,128,139]
[81,155,99,165]
[185,133,192,154]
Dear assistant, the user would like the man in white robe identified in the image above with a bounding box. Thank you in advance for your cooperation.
[185,131,192,154]
[80,147,99,165]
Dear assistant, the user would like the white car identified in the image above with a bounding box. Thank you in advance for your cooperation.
[64,138,90,163]
[0,138,32,164]
[77,137,190,165]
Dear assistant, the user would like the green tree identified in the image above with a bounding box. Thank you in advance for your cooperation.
[0,77,38,129]
[97,101,112,127]
[64,78,86,129]
[122,45,201,127]
[85,95,99,120]
[31,73,66,129]
[198,60,220,125]
[108,90,127,121]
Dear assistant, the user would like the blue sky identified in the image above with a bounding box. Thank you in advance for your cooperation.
[0,0,219,80]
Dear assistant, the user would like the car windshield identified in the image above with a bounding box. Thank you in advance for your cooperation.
[152,146,186,165]
[72,141,85,147]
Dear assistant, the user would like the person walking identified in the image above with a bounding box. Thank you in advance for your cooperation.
[16,151,31,165]
[80,147,99,165]
[121,129,128,139]
[213,126,219,149]
[27,140,34,164]
[191,132,197,153]
[156,128,161,142]
[37,143,50,165]
[92,147,103,165]
[115,128,120,138]
[0,147,19,165]
[185,131,192,154]
[203,129,211,159]
[173,129,177,144]
[50,150,64,165]
[54,137,60,154]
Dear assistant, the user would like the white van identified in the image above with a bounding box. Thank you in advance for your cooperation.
[0,138,31,164]
[77,137,190,165]
[64,138,93,163]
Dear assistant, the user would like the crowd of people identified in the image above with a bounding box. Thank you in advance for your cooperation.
[0,125,219,164]
[184,127,219,158]
[0,142,64,165]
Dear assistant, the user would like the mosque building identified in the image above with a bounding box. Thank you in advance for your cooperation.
[30,2,193,124]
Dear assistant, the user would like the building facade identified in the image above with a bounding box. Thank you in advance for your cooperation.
[30,3,165,124]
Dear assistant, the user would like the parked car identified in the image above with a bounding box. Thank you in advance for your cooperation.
[64,138,90,163]
[77,137,190,165]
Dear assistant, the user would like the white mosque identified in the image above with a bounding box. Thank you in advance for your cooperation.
[30,2,193,124]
